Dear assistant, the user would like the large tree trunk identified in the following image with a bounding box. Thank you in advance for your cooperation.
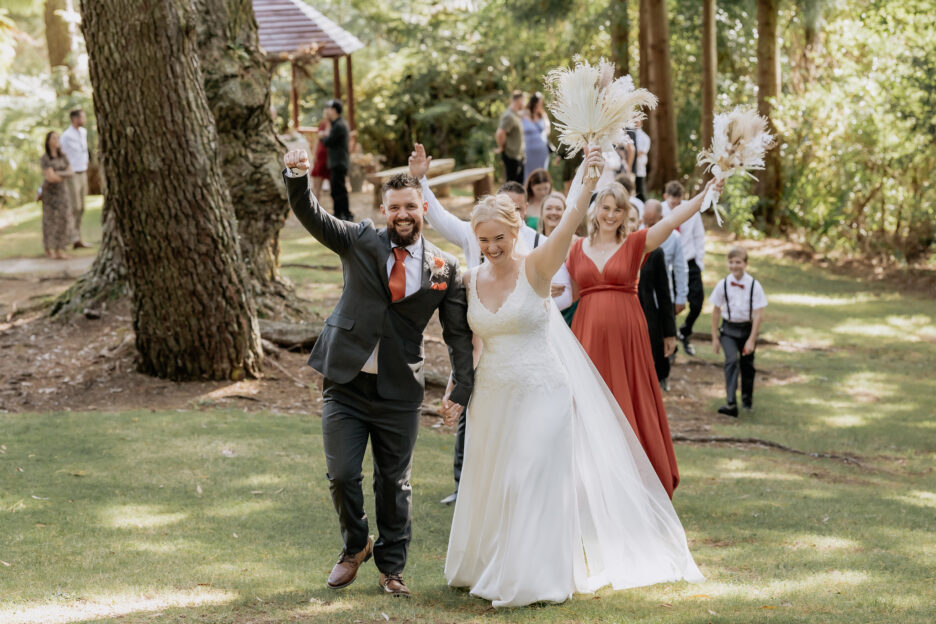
[610,0,629,77]
[43,0,78,93]
[701,0,717,159]
[50,184,126,317]
[756,0,783,229]
[644,0,679,191]
[81,0,262,380]
[193,0,298,319]
[638,0,653,142]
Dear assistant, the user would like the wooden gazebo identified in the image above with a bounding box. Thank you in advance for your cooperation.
[253,0,364,129]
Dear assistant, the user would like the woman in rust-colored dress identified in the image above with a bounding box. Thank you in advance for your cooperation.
[566,179,720,497]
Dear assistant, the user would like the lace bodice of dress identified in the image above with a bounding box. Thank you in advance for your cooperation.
[467,261,565,390]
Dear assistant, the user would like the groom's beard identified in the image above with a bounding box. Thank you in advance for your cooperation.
[388,220,422,247]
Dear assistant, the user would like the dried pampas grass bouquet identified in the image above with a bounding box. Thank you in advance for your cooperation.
[546,57,657,180]
[697,107,776,225]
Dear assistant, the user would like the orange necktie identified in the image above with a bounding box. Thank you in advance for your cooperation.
[389,247,409,301]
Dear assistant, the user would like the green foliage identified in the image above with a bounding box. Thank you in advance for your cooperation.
[773,0,936,260]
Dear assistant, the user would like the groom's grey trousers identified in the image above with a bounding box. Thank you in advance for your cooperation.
[322,372,421,575]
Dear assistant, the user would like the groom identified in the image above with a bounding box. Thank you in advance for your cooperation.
[282,150,473,597]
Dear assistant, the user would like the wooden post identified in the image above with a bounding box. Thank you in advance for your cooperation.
[332,56,342,100]
[346,54,355,130]
[290,62,299,129]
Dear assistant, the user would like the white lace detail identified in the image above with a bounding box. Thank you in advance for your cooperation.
[468,261,565,391]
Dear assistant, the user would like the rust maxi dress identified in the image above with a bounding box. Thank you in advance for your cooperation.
[566,228,680,497]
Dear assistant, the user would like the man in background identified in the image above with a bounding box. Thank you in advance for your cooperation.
[319,100,352,220]
[60,109,91,249]
[494,91,526,184]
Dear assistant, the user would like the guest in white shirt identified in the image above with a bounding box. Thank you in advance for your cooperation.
[633,120,651,201]
[642,199,688,389]
[60,109,92,249]
[710,246,767,417]
[664,180,705,355]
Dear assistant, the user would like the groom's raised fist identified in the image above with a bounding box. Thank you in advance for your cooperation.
[284,149,310,174]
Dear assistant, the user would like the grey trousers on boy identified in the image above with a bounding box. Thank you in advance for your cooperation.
[720,321,755,407]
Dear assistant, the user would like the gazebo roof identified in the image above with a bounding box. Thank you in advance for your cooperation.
[253,0,364,58]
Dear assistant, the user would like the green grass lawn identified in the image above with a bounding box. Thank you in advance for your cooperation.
[0,197,103,259]
[2,207,935,623]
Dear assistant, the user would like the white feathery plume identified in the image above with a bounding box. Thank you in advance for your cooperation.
[697,107,776,226]
[546,57,657,180]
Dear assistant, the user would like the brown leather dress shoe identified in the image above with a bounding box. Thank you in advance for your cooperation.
[326,537,373,589]
[378,572,411,597]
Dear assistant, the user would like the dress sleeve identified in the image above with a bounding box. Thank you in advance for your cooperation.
[40,154,50,170]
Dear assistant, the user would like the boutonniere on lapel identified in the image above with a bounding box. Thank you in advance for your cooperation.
[424,250,450,291]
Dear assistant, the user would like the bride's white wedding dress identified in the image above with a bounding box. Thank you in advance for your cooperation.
[444,260,703,608]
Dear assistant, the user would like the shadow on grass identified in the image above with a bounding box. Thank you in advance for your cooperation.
[2,410,934,624]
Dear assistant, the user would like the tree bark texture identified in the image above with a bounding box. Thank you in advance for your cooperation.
[756,0,783,229]
[193,0,296,318]
[701,0,717,157]
[44,0,77,93]
[50,187,127,317]
[610,0,629,78]
[638,0,653,142]
[644,0,679,191]
[81,0,262,381]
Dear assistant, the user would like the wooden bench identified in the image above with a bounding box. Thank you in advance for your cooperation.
[367,158,455,208]
[427,167,494,201]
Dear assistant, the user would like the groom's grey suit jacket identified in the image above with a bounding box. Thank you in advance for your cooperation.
[284,170,474,406]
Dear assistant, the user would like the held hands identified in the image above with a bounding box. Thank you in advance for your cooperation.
[440,375,464,426]
[409,143,432,179]
[674,303,686,315]
[284,149,311,174]
[550,283,566,298]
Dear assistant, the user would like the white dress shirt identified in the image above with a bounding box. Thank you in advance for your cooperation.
[634,129,651,177]
[679,210,706,270]
[659,230,688,305]
[709,271,767,322]
[361,237,424,374]
[60,125,88,173]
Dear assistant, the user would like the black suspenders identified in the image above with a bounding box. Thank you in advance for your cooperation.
[724,278,757,323]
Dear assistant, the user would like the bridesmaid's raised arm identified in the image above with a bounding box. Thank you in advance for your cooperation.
[644,177,724,253]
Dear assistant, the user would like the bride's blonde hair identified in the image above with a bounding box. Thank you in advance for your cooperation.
[471,194,522,234]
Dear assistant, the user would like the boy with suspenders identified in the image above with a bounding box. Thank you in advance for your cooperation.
[710,247,768,417]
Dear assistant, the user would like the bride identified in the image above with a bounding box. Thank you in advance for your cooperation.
[442,147,719,607]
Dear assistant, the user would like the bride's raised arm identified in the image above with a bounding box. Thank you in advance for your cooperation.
[525,147,604,297]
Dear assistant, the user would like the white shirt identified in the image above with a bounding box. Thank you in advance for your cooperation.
[420,177,572,310]
[60,125,89,172]
[629,195,645,218]
[361,237,424,374]
[634,129,650,177]
[679,209,706,270]
[659,230,688,305]
[709,271,767,322]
